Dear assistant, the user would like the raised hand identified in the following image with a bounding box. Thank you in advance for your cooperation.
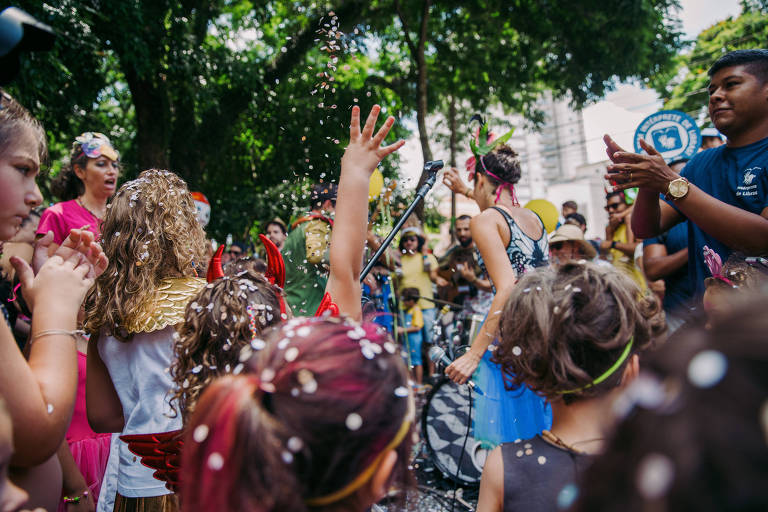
[441,167,467,196]
[604,138,678,194]
[327,105,404,321]
[341,105,405,177]
[56,229,108,279]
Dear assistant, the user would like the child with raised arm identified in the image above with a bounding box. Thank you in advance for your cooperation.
[180,105,411,512]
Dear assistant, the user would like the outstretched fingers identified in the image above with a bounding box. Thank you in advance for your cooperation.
[604,134,625,161]
[372,116,395,147]
[361,104,381,140]
[379,139,406,158]
[638,138,661,156]
[349,105,361,140]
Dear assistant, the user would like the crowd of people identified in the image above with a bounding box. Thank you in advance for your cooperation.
[1,13,767,511]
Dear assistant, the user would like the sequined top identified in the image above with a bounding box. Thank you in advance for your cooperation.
[501,436,592,511]
[476,206,548,292]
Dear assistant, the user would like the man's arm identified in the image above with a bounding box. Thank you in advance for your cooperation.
[606,136,768,252]
[643,243,688,281]
[630,188,684,239]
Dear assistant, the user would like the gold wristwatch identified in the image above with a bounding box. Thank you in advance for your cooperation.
[666,177,690,201]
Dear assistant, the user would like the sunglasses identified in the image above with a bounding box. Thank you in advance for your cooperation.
[605,202,623,211]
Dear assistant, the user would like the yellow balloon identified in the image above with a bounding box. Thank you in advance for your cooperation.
[524,199,559,234]
[368,168,384,201]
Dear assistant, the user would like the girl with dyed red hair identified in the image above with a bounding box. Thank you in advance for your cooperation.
[180,105,412,511]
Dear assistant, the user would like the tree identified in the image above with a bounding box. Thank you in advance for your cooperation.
[10,0,409,239]
[370,0,683,174]
[656,5,768,121]
[10,0,683,238]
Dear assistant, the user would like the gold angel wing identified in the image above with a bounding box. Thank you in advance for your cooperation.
[125,277,205,333]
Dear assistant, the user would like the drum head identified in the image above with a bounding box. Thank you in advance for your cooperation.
[421,378,488,486]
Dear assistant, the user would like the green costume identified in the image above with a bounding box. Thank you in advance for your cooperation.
[282,214,332,316]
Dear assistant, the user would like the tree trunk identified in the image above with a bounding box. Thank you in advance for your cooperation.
[448,94,457,242]
[415,0,433,167]
[124,71,171,171]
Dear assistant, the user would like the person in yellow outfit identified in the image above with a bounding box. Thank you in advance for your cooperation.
[601,190,646,289]
[396,227,447,350]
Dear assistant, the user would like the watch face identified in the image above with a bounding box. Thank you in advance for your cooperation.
[670,179,688,198]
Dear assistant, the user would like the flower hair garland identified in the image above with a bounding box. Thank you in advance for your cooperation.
[703,245,736,287]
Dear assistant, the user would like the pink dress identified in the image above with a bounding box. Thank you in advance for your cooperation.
[37,199,101,245]
[57,352,112,511]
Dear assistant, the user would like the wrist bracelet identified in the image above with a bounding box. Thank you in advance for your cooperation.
[63,489,89,504]
[30,329,85,344]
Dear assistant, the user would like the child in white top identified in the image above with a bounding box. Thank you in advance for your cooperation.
[85,169,207,511]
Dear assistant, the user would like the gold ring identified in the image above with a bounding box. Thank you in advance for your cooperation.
[629,172,633,181]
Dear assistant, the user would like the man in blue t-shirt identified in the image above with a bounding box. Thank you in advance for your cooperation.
[643,158,695,329]
[603,49,768,298]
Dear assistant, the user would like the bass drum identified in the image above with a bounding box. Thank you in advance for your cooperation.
[421,378,490,486]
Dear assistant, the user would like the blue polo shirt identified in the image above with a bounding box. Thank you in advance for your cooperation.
[666,136,768,296]
[644,221,693,312]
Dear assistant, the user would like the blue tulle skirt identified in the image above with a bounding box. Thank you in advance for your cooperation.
[473,348,552,448]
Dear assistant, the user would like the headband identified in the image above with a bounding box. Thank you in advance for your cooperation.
[305,395,414,506]
[74,132,119,161]
[558,337,634,395]
[469,116,518,206]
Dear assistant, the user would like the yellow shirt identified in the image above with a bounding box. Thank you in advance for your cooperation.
[406,305,424,329]
[400,253,438,310]
[610,223,647,290]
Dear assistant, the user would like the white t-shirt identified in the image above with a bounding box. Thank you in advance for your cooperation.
[98,327,181,497]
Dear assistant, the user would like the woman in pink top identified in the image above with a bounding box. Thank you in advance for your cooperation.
[37,132,120,248]
[36,132,119,510]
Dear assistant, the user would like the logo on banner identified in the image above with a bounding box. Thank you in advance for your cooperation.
[634,110,701,163]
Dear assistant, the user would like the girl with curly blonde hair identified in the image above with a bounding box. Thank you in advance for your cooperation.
[84,169,207,511]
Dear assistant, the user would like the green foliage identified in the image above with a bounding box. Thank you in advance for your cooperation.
[657,9,768,122]
[10,0,682,239]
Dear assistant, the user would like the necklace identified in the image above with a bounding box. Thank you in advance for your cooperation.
[541,429,604,455]
[77,197,104,221]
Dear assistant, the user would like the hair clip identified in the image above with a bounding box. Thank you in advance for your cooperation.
[703,246,737,287]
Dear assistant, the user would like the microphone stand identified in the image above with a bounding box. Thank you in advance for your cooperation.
[360,160,444,282]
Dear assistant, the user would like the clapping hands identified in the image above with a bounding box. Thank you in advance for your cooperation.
[13,229,108,313]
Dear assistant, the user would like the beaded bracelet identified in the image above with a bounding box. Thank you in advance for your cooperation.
[63,489,89,504]
[30,329,85,344]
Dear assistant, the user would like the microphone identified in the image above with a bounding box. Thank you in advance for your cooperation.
[428,345,453,368]
[429,346,482,395]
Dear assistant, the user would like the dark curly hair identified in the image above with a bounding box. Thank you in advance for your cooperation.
[494,262,666,404]
[170,269,283,421]
[50,135,121,201]
[704,252,768,292]
[475,145,521,185]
